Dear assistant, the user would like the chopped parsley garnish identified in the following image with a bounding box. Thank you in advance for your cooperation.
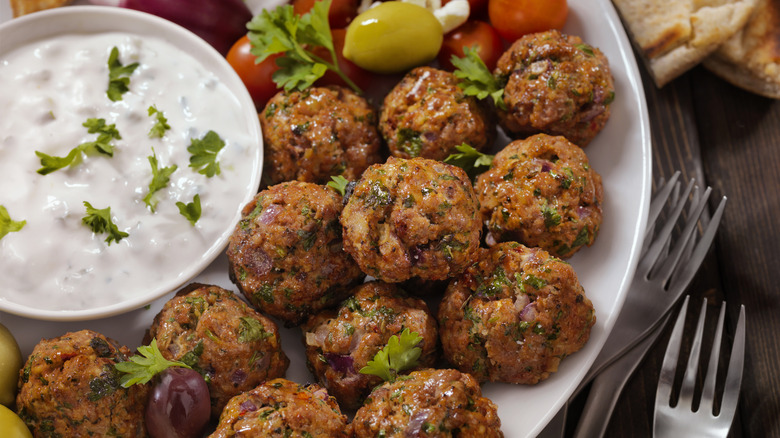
[327,175,350,196]
[541,201,562,228]
[238,317,273,343]
[452,46,506,110]
[187,130,226,177]
[106,46,140,102]
[443,143,494,180]
[82,201,128,245]
[114,339,191,387]
[36,118,121,175]
[359,328,423,382]
[143,148,178,212]
[176,194,201,226]
[147,105,171,138]
[0,205,26,240]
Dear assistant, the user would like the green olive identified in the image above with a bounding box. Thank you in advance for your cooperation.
[0,323,22,407]
[343,2,443,74]
[0,405,32,438]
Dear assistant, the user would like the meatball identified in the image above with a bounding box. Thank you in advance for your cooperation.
[352,368,503,438]
[260,86,383,185]
[495,30,615,146]
[379,67,496,160]
[341,157,482,282]
[145,283,289,417]
[438,242,595,384]
[210,378,349,438]
[476,134,603,258]
[227,181,364,326]
[16,330,147,437]
[302,281,438,410]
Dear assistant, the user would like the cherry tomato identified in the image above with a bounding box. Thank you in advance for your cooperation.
[437,20,504,71]
[488,0,568,43]
[443,0,488,16]
[226,35,282,110]
[314,29,376,91]
[292,0,359,29]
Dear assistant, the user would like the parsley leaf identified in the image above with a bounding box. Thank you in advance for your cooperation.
[107,46,140,102]
[452,46,506,110]
[188,130,225,177]
[176,194,202,226]
[82,201,129,245]
[359,328,423,382]
[143,148,178,212]
[247,0,361,93]
[0,205,26,240]
[114,339,191,388]
[237,317,273,343]
[327,175,350,196]
[147,105,171,138]
[443,143,494,180]
[36,118,121,175]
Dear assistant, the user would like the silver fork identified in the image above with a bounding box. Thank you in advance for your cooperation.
[654,295,746,437]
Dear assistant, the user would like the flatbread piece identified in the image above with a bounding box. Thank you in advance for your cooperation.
[10,0,73,17]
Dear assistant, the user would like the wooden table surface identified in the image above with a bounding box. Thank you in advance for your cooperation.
[562,61,780,437]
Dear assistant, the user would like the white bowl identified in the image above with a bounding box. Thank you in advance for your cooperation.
[0,6,263,320]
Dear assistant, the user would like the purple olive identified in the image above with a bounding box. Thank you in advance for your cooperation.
[145,367,210,438]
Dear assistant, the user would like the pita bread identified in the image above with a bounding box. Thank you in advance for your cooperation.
[703,0,780,98]
[10,0,73,17]
[612,0,756,87]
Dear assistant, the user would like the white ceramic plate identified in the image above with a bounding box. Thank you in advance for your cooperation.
[0,0,650,436]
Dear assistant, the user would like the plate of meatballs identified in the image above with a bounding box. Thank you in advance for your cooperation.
[1,0,652,436]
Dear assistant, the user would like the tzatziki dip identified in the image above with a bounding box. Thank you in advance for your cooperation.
[0,32,260,314]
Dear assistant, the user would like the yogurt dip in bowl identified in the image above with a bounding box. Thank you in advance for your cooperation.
[0,6,263,320]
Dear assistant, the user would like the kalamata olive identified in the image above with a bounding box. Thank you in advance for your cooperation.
[0,404,32,438]
[145,367,210,438]
[343,2,443,74]
[0,323,22,407]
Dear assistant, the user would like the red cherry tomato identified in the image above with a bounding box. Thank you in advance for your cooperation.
[292,0,359,29]
[314,29,376,92]
[226,35,282,110]
[438,20,504,71]
[443,0,488,16]
[488,0,568,43]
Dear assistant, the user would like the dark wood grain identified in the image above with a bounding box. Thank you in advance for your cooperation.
[564,57,780,437]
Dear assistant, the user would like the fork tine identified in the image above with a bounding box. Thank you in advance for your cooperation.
[638,178,696,277]
[646,171,681,235]
[700,302,726,414]
[657,295,690,406]
[678,299,708,410]
[718,305,746,423]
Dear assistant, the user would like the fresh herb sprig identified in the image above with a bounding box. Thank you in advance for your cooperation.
[143,148,178,212]
[247,0,361,93]
[327,175,350,196]
[359,328,423,382]
[443,143,494,180]
[36,118,121,175]
[107,46,140,102]
[176,194,202,226]
[147,105,171,138]
[114,339,191,388]
[82,201,129,245]
[0,205,26,240]
[188,131,226,177]
[452,46,506,110]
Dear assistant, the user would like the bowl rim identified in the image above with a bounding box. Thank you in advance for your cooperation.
[0,5,263,321]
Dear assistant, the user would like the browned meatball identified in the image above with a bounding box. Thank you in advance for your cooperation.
[438,243,595,384]
[495,30,615,146]
[227,181,364,326]
[341,157,482,282]
[16,330,147,437]
[379,67,496,160]
[209,378,349,438]
[260,86,383,185]
[301,281,438,410]
[352,368,503,438]
[476,134,603,258]
[145,283,289,418]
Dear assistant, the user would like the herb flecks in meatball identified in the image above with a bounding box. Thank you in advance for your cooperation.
[438,243,596,384]
[352,368,503,438]
[16,330,148,437]
[228,181,364,326]
[476,134,603,258]
[341,157,482,282]
[260,86,383,185]
[146,283,289,418]
[380,67,496,160]
[495,30,615,146]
